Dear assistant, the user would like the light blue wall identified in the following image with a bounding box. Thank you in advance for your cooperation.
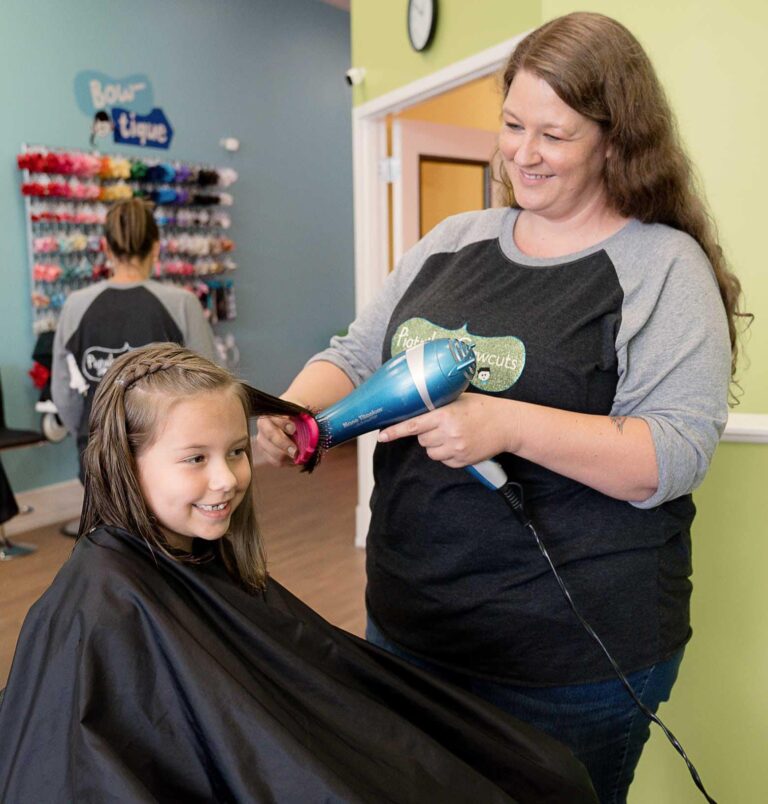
[0,0,354,492]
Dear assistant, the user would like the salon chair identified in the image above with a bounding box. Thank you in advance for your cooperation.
[0,371,46,561]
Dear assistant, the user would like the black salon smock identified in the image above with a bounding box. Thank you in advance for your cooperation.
[0,527,596,803]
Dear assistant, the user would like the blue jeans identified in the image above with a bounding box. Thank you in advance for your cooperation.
[366,617,683,804]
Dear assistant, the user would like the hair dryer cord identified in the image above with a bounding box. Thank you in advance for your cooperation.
[496,481,717,804]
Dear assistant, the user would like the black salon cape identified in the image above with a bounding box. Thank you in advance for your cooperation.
[0,527,596,803]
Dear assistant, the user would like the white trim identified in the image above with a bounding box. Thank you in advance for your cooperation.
[354,432,377,548]
[722,413,768,443]
[353,34,528,121]
[351,115,390,314]
[350,32,528,547]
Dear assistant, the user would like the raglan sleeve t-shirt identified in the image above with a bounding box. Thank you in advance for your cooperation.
[52,280,218,439]
[309,208,730,684]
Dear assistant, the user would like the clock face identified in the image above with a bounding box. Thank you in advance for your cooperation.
[408,0,436,52]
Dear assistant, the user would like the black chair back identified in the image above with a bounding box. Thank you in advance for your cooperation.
[0,371,45,450]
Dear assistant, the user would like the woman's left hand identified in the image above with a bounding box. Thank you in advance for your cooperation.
[377,393,517,467]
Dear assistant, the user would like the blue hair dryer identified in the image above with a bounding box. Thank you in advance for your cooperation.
[292,338,476,467]
[291,337,513,497]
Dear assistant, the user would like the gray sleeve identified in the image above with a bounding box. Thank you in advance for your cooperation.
[51,297,88,435]
[145,283,220,365]
[611,242,731,508]
[308,210,505,385]
[178,292,220,365]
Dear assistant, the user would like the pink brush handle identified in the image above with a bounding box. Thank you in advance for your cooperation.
[290,412,320,465]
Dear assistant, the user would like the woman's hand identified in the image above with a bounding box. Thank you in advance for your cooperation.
[377,393,517,468]
[253,362,356,468]
[378,394,659,502]
[254,406,303,467]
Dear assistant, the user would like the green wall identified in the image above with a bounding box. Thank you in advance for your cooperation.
[351,1,767,801]
[350,0,540,103]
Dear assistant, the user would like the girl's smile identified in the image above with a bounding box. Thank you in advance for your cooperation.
[136,388,252,551]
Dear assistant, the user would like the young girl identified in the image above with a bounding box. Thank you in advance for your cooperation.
[0,344,596,803]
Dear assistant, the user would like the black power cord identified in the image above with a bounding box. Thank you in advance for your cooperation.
[497,481,718,804]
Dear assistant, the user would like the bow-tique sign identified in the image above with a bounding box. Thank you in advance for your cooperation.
[74,71,174,150]
[112,108,173,149]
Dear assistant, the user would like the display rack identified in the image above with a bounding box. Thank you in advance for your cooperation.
[17,144,239,335]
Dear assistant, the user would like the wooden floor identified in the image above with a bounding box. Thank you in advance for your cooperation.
[0,443,365,687]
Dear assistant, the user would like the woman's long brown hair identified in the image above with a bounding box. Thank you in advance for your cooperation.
[79,343,311,592]
[500,12,751,398]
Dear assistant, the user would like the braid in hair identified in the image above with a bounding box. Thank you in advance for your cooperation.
[78,343,315,593]
[115,355,179,391]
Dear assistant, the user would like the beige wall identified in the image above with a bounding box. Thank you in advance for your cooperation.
[396,74,502,132]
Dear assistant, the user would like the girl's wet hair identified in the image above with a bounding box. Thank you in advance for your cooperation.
[79,343,310,592]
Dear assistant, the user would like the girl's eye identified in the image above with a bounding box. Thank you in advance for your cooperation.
[544,133,562,141]
[504,122,522,131]
[230,447,247,458]
[184,455,205,465]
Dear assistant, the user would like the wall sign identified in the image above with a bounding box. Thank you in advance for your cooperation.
[74,71,154,116]
[112,108,174,149]
[73,70,174,150]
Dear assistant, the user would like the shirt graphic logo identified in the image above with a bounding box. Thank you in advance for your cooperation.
[81,342,132,382]
[392,320,525,393]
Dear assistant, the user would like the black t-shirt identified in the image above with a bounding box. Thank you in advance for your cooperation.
[311,208,729,686]
[367,236,694,685]
[51,280,218,442]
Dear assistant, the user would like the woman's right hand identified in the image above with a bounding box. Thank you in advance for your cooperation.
[253,362,355,468]
[255,413,300,467]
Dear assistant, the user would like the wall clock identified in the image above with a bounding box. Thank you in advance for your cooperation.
[407,0,437,52]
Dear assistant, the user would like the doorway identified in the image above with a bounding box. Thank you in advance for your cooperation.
[388,73,505,264]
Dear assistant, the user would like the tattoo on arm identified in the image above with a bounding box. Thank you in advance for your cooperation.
[610,416,628,435]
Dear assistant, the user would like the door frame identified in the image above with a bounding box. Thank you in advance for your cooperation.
[350,34,527,315]
[392,118,500,261]
[349,33,527,546]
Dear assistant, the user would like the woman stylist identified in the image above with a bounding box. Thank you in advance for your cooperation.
[257,12,747,802]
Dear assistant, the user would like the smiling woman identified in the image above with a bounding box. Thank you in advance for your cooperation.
[499,70,619,252]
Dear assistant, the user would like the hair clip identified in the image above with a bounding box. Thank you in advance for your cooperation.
[174,164,192,183]
[217,168,238,187]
